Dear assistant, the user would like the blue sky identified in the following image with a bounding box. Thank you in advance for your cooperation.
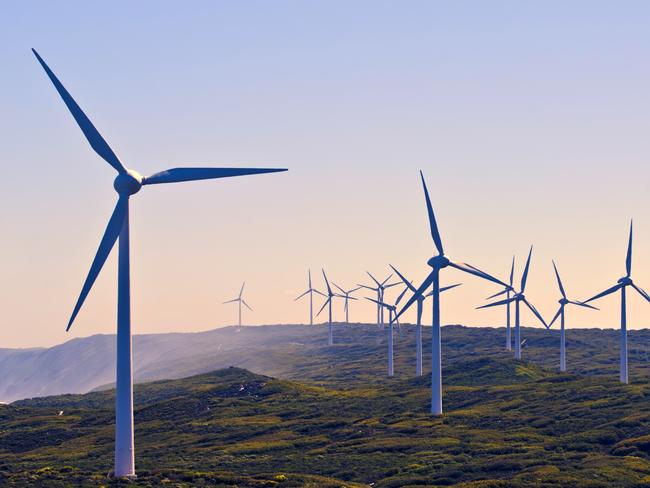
[3,1,650,347]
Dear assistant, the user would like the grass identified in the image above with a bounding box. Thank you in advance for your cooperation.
[4,323,650,486]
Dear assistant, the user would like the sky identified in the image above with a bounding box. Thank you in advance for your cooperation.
[2,1,650,348]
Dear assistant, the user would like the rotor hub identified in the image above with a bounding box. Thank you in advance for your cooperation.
[618,276,633,286]
[559,298,569,305]
[514,293,524,301]
[427,255,450,269]
[114,169,143,195]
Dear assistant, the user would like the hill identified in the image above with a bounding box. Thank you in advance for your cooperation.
[3,358,650,487]
[4,323,650,403]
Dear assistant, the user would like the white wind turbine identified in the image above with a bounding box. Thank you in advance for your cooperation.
[547,261,597,372]
[294,269,325,325]
[367,284,410,376]
[224,282,253,331]
[333,283,362,323]
[358,272,400,327]
[32,49,286,478]
[483,257,516,351]
[477,246,547,360]
[393,171,507,415]
[317,269,344,345]
[582,221,650,384]
[390,265,460,377]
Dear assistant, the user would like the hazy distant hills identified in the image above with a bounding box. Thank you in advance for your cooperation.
[3,323,650,404]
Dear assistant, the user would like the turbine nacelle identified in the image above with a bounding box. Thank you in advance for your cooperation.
[114,169,144,195]
[559,297,570,305]
[618,276,633,286]
[427,255,450,269]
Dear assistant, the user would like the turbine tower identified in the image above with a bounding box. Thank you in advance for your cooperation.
[317,269,343,345]
[358,272,399,327]
[224,282,253,331]
[32,49,287,478]
[393,171,507,415]
[390,265,460,377]
[477,246,546,360]
[582,221,650,383]
[367,286,409,376]
[547,261,597,372]
[333,283,361,323]
[294,269,325,325]
[483,257,516,351]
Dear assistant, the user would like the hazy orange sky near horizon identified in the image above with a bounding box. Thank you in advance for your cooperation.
[3,1,650,348]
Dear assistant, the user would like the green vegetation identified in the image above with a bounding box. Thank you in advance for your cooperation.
[3,324,650,486]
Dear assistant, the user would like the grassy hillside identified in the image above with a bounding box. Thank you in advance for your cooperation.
[4,325,650,486]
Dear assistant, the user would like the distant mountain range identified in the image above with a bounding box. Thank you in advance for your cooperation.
[3,323,650,403]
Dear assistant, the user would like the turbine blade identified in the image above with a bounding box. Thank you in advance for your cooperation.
[548,306,562,328]
[395,283,410,305]
[308,269,312,288]
[380,273,394,286]
[239,282,245,299]
[223,298,239,304]
[316,297,330,317]
[32,49,126,174]
[333,282,346,294]
[66,197,128,330]
[366,297,388,309]
[440,283,462,293]
[552,260,566,299]
[294,289,310,301]
[366,271,381,287]
[485,288,509,300]
[631,283,650,304]
[449,261,507,287]
[357,284,377,291]
[322,269,333,295]
[583,283,623,304]
[394,271,435,323]
[348,286,363,294]
[626,219,633,277]
[476,296,516,310]
[509,255,515,287]
[521,246,533,293]
[419,170,444,255]
[569,300,599,310]
[143,167,287,185]
[389,265,416,293]
[313,289,327,297]
[242,300,253,311]
[523,298,547,328]
[383,282,401,289]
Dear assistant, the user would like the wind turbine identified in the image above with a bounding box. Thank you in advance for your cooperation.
[477,246,547,360]
[358,272,400,327]
[582,220,650,384]
[366,285,410,376]
[483,257,516,351]
[333,283,361,323]
[317,269,343,345]
[547,261,597,372]
[294,269,325,325]
[32,49,286,478]
[390,265,460,377]
[224,282,253,331]
[393,171,507,415]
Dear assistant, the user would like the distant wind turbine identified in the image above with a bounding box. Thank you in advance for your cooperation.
[390,265,460,377]
[547,261,597,372]
[477,246,547,361]
[483,257,516,351]
[367,286,410,376]
[582,220,650,384]
[224,282,253,331]
[294,269,325,325]
[393,171,507,415]
[317,269,344,345]
[333,283,361,323]
[358,272,400,327]
[32,49,287,478]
